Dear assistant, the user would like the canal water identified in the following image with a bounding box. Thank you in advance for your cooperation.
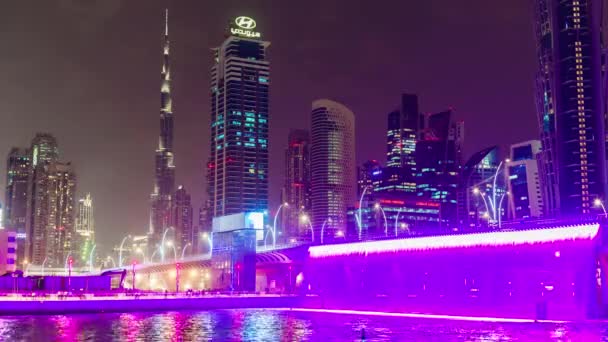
[1,309,607,341]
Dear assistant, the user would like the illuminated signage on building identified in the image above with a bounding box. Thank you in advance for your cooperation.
[230,16,261,38]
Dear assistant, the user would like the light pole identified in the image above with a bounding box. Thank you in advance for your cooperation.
[394,208,403,238]
[68,256,73,291]
[166,240,177,261]
[150,248,159,263]
[41,257,48,276]
[118,235,132,267]
[180,243,191,260]
[106,256,117,268]
[357,186,369,240]
[320,218,332,244]
[497,191,510,228]
[89,244,97,272]
[161,227,174,262]
[201,232,213,256]
[595,199,607,215]
[374,203,388,237]
[64,252,72,276]
[272,202,288,248]
[300,214,314,243]
[132,261,137,291]
[135,248,147,264]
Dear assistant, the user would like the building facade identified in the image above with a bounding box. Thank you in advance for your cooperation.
[383,94,420,193]
[25,133,60,266]
[207,16,270,220]
[74,193,94,266]
[415,110,463,229]
[533,0,607,216]
[310,99,356,239]
[507,141,544,219]
[357,160,383,196]
[26,161,76,267]
[4,148,30,262]
[150,9,176,251]
[173,185,194,256]
[281,129,311,239]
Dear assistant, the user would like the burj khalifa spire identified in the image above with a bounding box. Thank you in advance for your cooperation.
[150,9,175,248]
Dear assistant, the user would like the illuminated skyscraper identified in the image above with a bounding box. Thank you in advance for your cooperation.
[506,141,544,219]
[415,110,463,229]
[533,0,606,216]
[150,9,175,249]
[382,94,420,193]
[4,148,30,262]
[311,99,356,239]
[207,16,269,218]
[74,193,94,266]
[173,185,194,256]
[281,129,311,239]
[27,159,76,267]
[25,133,60,265]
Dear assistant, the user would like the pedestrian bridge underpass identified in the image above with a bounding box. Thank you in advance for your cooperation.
[102,243,309,293]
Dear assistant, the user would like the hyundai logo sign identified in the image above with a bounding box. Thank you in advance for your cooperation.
[230,16,261,39]
[235,16,256,30]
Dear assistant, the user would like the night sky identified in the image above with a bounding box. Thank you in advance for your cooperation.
[1,0,538,253]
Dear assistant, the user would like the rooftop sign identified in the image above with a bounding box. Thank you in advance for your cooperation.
[230,16,261,39]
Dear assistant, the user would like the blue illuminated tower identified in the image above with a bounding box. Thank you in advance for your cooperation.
[207,17,270,219]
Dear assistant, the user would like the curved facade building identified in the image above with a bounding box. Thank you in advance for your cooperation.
[310,99,356,240]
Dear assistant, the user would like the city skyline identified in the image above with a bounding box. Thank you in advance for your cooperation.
[1,1,541,249]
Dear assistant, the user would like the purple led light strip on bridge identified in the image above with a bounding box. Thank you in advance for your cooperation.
[308,223,600,258]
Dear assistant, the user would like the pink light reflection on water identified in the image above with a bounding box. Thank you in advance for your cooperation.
[52,315,79,340]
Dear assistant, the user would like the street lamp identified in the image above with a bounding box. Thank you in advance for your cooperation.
[299,214,314,243]
[393,208,403,238]
[135,248,147,264]
[200,232,213,256]
[271,202,288,248]
[106,256,117,268]
[595,199,607,215]
[118,235,132,267]
[64,252,72,276]
[320,218,333,244]
[497,191,510,228]
[166,240,177,261]
[357,186,369,240]
[374,203,388,237]
[161,227,175,262]
[41,257,48,277]
[89,244,97,272]
[181,243,191,260]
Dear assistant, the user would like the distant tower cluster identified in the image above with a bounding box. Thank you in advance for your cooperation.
[19,133,77,267]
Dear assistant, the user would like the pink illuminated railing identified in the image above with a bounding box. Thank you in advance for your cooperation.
[308,223,600,258]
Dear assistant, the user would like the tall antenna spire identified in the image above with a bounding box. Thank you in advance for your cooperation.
[165,8,169,36]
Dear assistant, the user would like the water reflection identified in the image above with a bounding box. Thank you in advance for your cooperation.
[0,309,605,341]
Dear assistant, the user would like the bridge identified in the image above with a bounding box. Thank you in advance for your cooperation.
[104,242,310,293]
